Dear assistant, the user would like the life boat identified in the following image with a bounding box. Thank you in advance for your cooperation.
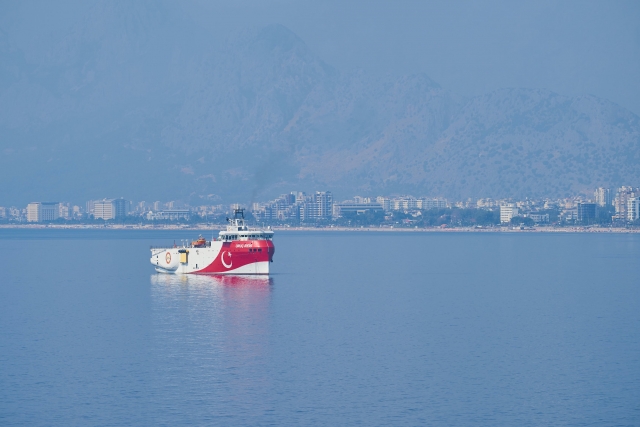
[191,235,207,247]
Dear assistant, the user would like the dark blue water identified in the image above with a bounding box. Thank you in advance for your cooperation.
[1,229,639,426]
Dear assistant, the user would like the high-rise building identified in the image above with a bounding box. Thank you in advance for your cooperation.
[298,191,333,221]
[376,197,391,211]
[27,203,40,222]
[93,198,128,220]
[41,203,59,221]
[86,200,95,215]
[627,197,640,221]
[313,191,333,219]
[594,187,612,207]
[113,198,128,218]
[500,204,518,223]
[614,186,638,220]
[58,203,70,219]
[577,202,597,224]
[94,200,114,220]
[26,202,60,222]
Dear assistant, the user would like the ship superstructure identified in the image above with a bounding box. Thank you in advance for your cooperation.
[150,209,274,275]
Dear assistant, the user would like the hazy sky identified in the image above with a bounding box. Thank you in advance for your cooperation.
[2,0,639,113]
[0,0,639,204]
[197,0,640,113]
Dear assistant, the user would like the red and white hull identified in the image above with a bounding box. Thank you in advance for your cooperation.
[151,239,274,275]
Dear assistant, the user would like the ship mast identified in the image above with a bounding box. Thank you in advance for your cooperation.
[227,208,247,231]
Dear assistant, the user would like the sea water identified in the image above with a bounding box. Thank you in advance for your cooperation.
[0,229,639,426]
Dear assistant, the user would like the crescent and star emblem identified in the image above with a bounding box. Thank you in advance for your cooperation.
[221,251,233,268]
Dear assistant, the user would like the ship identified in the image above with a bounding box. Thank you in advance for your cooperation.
[150,209,274,275]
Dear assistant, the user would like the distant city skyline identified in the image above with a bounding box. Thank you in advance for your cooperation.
[3,185,639,226]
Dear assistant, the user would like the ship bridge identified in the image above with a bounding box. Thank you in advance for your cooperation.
[218,209,274,242]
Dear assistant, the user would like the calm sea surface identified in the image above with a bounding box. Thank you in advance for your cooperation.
[0,229,639,426]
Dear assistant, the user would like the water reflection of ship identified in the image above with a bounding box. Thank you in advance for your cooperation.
[151,273,273,289]
[150,274,273,383]
[150,274,273,325]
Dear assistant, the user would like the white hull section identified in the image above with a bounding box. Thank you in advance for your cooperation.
[154,261,270,275]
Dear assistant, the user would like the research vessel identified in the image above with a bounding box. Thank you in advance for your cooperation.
[150,209,274,275]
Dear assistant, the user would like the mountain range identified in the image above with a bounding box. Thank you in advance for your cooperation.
[1,2,639,206]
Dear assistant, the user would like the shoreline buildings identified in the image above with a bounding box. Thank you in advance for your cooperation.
[92,198,129,220]
[6,185,640,226]
[26,202,60,222]
[628,197,640,221]
[577,202,597,224]
[500,204,518,223]
[613,187,638,221]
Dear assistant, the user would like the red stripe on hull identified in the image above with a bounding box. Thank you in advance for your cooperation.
[198,239,274,274]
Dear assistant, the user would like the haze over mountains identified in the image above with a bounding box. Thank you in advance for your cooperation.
[1,2,639,206]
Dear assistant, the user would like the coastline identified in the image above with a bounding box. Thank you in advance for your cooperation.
[0,224,638,233]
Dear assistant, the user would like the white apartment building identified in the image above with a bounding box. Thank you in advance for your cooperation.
[419,198,448,209]
[93,198,128,220]
[376,197,391,211]
[627,197,640,221]
[94,200,115,220]
[58,203,70,219]
[27,202,60,222]
[391,198,418,210]
[614,186,638,220]
[27,203,40,222]
[405,198,418,210]
[594,187,612,207]
[500,204,519,223]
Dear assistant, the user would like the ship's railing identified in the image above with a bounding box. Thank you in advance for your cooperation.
[150,242,213,250]
[220,228,274,234]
